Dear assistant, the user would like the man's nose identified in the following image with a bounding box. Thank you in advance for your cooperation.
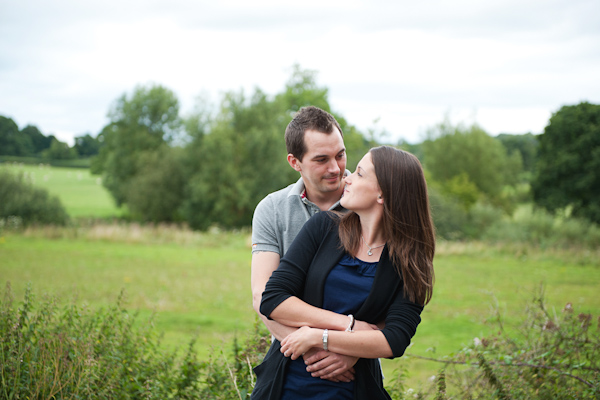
[328,159,340,173]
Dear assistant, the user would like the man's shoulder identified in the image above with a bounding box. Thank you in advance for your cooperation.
[255,178,303,210]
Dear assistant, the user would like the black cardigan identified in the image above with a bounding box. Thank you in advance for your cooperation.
[253,212,424,400]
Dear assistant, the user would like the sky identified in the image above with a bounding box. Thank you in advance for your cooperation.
[1,0,599,145]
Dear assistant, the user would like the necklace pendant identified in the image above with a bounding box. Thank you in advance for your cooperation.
[367,250,373,256]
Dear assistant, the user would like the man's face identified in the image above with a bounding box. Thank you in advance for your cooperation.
[291,128,346,196]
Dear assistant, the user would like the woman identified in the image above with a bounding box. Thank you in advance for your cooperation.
[252,146,435,400]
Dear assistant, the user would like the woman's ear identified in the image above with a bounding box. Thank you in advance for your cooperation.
[377,193,384,205]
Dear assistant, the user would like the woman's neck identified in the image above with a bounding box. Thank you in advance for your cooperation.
[358,213,386,247]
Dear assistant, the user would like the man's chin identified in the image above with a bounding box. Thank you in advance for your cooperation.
[321,180,342,192]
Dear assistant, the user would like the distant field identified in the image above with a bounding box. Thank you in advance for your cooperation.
[2,230,599,390]
[0,163,122,218]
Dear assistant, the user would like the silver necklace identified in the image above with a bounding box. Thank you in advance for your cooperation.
[361,235,386,256]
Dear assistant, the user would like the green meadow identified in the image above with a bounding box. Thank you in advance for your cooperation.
[0,163,123,218]
[1,163,599,391]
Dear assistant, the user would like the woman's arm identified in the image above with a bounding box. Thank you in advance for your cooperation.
[269,296,377,332]
[280,326,393,360]
[280,285,423,360]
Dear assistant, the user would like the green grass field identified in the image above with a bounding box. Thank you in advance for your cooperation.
[0,163,123,218]
[1,163,599,392]
[2,232,599,391]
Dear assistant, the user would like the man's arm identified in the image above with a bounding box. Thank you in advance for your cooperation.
[251,251,298,341]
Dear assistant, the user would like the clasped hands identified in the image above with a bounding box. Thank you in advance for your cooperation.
[280,320,379,382]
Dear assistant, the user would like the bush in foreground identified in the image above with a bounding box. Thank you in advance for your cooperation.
[412,287,600,399]
[0,283,271,399]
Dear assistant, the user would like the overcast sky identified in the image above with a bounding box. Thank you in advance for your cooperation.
[1,0,599,145]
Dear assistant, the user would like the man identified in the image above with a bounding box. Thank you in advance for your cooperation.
[251,106,356,382]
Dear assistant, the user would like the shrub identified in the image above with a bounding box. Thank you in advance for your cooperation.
[415,287,600,399]
[0,283,203,399]
[0,169,69,226]
[0,283,271,399]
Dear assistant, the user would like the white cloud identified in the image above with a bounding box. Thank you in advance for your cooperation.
[1,0,599,145]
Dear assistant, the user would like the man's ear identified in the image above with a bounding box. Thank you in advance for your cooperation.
[287,154,302,172]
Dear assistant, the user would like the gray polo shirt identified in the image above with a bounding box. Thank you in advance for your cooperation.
[251,176,346,257]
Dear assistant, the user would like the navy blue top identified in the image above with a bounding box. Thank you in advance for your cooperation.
[280,254,378,400]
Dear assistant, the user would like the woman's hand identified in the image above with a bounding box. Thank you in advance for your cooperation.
[280,326,321,360]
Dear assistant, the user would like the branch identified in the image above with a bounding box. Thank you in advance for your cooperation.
[405,353,595,388]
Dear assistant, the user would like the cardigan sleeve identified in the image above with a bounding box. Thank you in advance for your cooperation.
[380,286,424,358]
[259,211,336,319]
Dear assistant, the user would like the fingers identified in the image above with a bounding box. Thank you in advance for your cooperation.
[303,349,329,365]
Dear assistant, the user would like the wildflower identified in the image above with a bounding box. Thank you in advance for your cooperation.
[563,302,573,313]
[543,320,557,331]
[473,337,482,347]
[578,313,591,330]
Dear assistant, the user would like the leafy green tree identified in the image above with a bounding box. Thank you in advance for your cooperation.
[41,138,77,160]
[74,133,101,157]
[182,89,294,229]
[532,102,600,223]
[496,133,539,173]
[422,121,518,208]
[273,65,372,172]
[181,65,372,230]
[93,84,181,206]
[0,116,34,156]
[125,146,186,222]
[21,125,53,154]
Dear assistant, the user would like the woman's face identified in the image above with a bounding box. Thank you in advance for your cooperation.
[340,152,382,212]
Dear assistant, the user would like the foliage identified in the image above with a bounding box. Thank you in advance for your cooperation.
[93,84,182,206]
[417,288,600,399]
[483,204,600,249]
[0,116,31,156]
[422,120,520,207]
[125,146,186,222]
[41,137,78,160]
[495,133,539,174]
[0,282,274,399]
[198,321,270,399]
[74,133,102,157]
[21,125,54,155]
[532,102,600,224]
[0,115,72,158]
[0,283,206,399]
[0,169,69,226]
[182,88,294,230]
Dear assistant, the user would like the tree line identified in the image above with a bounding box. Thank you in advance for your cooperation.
[1,65,599,230]
[0,118,101,160]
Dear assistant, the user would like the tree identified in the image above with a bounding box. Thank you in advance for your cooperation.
[74,133,101,157]
[41,138,77,160]
[21,125,53,154]
[0,116,33,156]
[93,84,181,206]
[125,146,185,222]
[182,88,294,229]
[422,121,518,208]
[496,133,539,174]
[532,102,600,223]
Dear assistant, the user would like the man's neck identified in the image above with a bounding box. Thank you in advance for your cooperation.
[304,186,344,211]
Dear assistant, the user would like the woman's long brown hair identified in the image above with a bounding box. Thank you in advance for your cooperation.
[338,146,435,305]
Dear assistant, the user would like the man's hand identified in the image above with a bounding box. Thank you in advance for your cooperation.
[302,348,358,382]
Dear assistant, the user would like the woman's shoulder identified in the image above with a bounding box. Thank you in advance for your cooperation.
[308,210,342,228]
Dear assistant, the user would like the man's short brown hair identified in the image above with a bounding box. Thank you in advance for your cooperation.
[285,106,343,161]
